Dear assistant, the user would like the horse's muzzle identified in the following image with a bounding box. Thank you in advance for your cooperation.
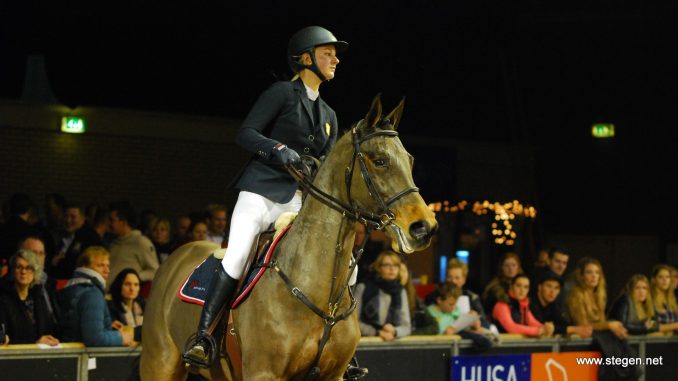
[409,220,438,242]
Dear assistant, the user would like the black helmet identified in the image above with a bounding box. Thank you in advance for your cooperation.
[287,26,348,81]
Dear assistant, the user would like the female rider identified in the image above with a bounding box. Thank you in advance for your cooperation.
[183,25,348,368]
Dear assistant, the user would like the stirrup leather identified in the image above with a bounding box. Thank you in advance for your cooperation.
[182,332,218,368]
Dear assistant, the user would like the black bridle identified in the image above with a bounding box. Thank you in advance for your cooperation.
[288,120,420,231]
[271,120,420,380]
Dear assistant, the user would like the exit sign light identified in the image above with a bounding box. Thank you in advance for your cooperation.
[61,117,85,134]
[591,123,615,138]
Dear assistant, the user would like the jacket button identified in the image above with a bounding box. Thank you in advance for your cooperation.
[303,147,310,153]
[308,135,315,141]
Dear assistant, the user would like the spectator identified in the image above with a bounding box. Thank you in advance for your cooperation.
[58,246,133,346]
[531,248,569,292]
[151,218,174,263]
[355,250,411,341]
[400,262,431,334]
[173,215,192,245]
[671,265,678,303]
[482,252,523,315]
[533,249,549,270]
[51,203,103,279]
[42,193,66,246]
[650,264,678,328]
[0,193,40,273]
[0,249,59,345]
[608,274,676,335]
[107,201,159,289]
[205,204,228,247]
[566,257,627,338]
[445,259,494,330]
[108,268,144,342]
[492,274,553,337]
[139,209,158,239]
[88,206,112,246]
[19,236,59,324]
[530,272,592,338]
[187,219,209,243]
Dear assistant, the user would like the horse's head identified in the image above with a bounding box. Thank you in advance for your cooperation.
[329,95,438,254]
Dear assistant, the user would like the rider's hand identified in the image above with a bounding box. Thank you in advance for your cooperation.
[272,144,301,165]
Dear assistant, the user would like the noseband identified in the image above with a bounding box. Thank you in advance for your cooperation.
[288,119,420,230]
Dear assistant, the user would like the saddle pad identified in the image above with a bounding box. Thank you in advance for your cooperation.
[177,224,292,308]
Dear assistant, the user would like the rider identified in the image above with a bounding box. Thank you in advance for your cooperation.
[183,25,348,368]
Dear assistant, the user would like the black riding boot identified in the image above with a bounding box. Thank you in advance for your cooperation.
[182,265,238,368]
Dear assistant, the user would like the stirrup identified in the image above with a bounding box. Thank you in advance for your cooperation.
[182,333,218,368]
[343,357,368,381]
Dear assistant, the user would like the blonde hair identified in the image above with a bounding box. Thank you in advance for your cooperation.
[567,257,607,325]
[625,274,654,320]
[446,258,468,277]
[651,264,678,314]
[369,250,402,280]
[77,246,110,267]
[10,249,43,288]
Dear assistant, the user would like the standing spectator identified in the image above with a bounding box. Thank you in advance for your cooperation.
[482,252,523,315]
[173,215,192,245]
[108,268,144,342]
[530,272,592,337]
[355,251,411,341]
[58,246,133,346]
[492,274,553,337]
[566,257,627,338]
[0,193,40,273]
[107,201,159,289]
[0,250,60,345]
[51,204,103,279]
[150,218,174,263]
[650,264,678,328]
[205,204,228,247]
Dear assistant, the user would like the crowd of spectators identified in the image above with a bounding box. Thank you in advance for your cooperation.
[1,191,677,355]
[0,192,229,347]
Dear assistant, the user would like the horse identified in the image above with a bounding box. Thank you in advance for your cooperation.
[140,95,438,381]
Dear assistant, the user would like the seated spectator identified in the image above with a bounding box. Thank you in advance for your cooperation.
[108,268,144,342]
[107,201,159,289]
[650,264,678,329]
[205,204,228,247]
[355,250,411,341]
[567,257,627,338]
[444,259,493,330]
[608,274,678,335]
[482,252,523,315]
[187,219,208,242]
[58,246,133,346]
[0,249,59,345]
[150,218,174,263]
[51,203,103,279]
[492,274,553,337]
[425,283,479,334]
[530,272,592,338]
[19,235,60,324]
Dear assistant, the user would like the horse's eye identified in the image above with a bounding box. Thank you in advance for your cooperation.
[373,158,389,168]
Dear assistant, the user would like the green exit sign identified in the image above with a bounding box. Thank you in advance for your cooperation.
[61,117,85,134]
[591,123,615,138]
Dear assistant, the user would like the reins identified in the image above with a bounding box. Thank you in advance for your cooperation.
[272,120,420,380]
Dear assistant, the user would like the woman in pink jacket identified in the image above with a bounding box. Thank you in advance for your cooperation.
[492,274,554,337]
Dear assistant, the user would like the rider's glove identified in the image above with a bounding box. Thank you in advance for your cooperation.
[272,143,301,165]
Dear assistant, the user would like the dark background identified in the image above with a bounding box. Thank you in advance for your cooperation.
[2,1,678,242]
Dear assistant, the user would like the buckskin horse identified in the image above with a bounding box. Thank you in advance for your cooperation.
[140,95,438,381]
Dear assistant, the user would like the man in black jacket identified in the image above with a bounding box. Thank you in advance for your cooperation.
[529,272,592,337]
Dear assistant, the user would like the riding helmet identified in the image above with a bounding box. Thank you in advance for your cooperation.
[287,26,348,81]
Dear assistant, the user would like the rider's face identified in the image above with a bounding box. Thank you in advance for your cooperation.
[303,45,339,80]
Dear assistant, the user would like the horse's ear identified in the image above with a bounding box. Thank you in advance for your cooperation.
[363,93,383,131]
[385,97,405,130]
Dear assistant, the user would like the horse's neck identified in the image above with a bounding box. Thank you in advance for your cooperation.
[278,195,355,298]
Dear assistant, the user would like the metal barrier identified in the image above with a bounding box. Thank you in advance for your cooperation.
[1,335,676,380]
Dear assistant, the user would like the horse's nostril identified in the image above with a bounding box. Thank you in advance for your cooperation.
[409,220,430,240]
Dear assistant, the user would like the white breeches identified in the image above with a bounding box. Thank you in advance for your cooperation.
[221,190,302,279]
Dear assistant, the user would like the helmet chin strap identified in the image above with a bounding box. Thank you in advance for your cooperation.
[303,47,328,82]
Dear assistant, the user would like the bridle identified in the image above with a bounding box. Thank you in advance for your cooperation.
[288,119,420,231]
[272,119,421,380]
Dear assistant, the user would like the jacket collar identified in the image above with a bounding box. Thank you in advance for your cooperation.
[66,267,106,292]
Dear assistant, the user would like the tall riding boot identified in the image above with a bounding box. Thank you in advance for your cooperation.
[182,265,238,368]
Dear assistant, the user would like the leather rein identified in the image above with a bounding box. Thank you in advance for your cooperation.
[266,120,419,380]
